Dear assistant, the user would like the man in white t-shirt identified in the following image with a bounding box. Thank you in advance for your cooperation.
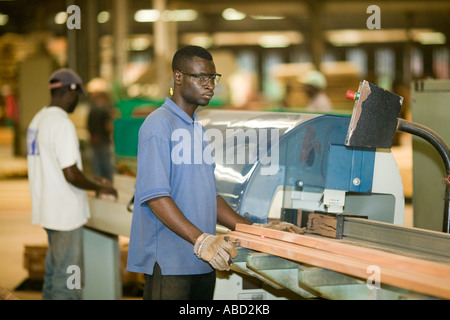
[27,68,117,300]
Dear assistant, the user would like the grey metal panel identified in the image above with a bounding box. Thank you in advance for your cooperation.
[411,80,450,231]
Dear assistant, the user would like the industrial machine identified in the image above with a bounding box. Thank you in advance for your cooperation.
[209,80,450,300]
[198,108,405,300]
[83,80,450,300]
[198,108,404,227]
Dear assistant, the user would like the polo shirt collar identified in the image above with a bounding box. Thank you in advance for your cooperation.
[162,97,198,125]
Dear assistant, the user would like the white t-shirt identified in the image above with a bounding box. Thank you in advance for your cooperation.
[27,106,90,231]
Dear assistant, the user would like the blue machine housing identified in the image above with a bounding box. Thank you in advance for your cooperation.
[198,110,386,224]
[325,144,375,193]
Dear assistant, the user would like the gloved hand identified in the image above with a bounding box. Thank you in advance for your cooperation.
[194,233,238,271]
[259,221,305,234]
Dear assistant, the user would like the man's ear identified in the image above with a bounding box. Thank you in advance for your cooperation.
[173,70,183,85]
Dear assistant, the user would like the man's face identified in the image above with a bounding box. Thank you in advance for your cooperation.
[178,56,217,107]
[66,90,80,113]
[303,84,319,98]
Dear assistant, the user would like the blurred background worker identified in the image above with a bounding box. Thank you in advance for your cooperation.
[26,68,117,300]
[86,78,115,183]
[299,70,332,112]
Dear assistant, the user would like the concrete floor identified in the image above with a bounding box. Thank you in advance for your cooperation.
[0,178,47,300]
[0,178,143,300]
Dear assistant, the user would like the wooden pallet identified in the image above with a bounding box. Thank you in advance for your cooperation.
[227,224,450,299]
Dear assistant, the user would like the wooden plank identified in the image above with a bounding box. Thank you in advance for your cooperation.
[229,231,450,299]
[235,224,450,279]
[229,227,450,299]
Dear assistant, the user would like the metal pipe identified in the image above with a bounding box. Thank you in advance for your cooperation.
[397,119,450,233]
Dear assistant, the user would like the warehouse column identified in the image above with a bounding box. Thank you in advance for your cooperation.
[86,0,99,81]
[113,0,128,85]
[65,0,98,83]
[66,0,77,72]
[307,0,324,70]
[153,0,177,98]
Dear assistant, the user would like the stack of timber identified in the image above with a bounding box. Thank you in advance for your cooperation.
[228,224,450,299]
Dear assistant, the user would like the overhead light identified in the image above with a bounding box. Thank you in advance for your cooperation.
[325,29,399,46]
[135,9,160,22]
[54,11,68,25]
[327,28,447,46]
[250,15,285,20]
[0,14,8,26]
[258,35,291,48]
[222,8,246,21]
[413,31,446,45]
[182,33,214,48]
[182,31,302,47]
[97,11,110,24]
[162,9,198,22]
[127,36,152,51]
[135,9,198,22]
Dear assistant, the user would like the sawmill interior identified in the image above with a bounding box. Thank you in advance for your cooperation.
[0,0,449,304]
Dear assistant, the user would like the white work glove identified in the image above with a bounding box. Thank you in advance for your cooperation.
[194,233,238,271]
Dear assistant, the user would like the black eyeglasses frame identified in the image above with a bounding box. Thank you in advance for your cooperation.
[177,70,222,85]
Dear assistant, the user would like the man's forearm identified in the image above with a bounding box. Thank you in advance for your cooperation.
[216,195,252,230]
[63,164,116,197]
[146,196,203,244]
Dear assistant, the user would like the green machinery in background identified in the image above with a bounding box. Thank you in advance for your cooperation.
[113,96,227,175]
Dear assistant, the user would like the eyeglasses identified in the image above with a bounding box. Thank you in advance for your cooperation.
[178,70,222,86]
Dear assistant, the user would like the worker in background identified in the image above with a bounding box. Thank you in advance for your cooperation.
[126,45,252,300]
[86,78,115,182]
[1,84,20,155]
[26,68,117,300]
[300,70,332,112]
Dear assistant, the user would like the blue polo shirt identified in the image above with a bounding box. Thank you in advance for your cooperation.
[127,98,218,275]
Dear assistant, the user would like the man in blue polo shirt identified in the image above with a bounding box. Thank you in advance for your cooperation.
[127,45,251,300]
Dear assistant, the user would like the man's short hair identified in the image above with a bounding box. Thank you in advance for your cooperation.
[172,45,213,71]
